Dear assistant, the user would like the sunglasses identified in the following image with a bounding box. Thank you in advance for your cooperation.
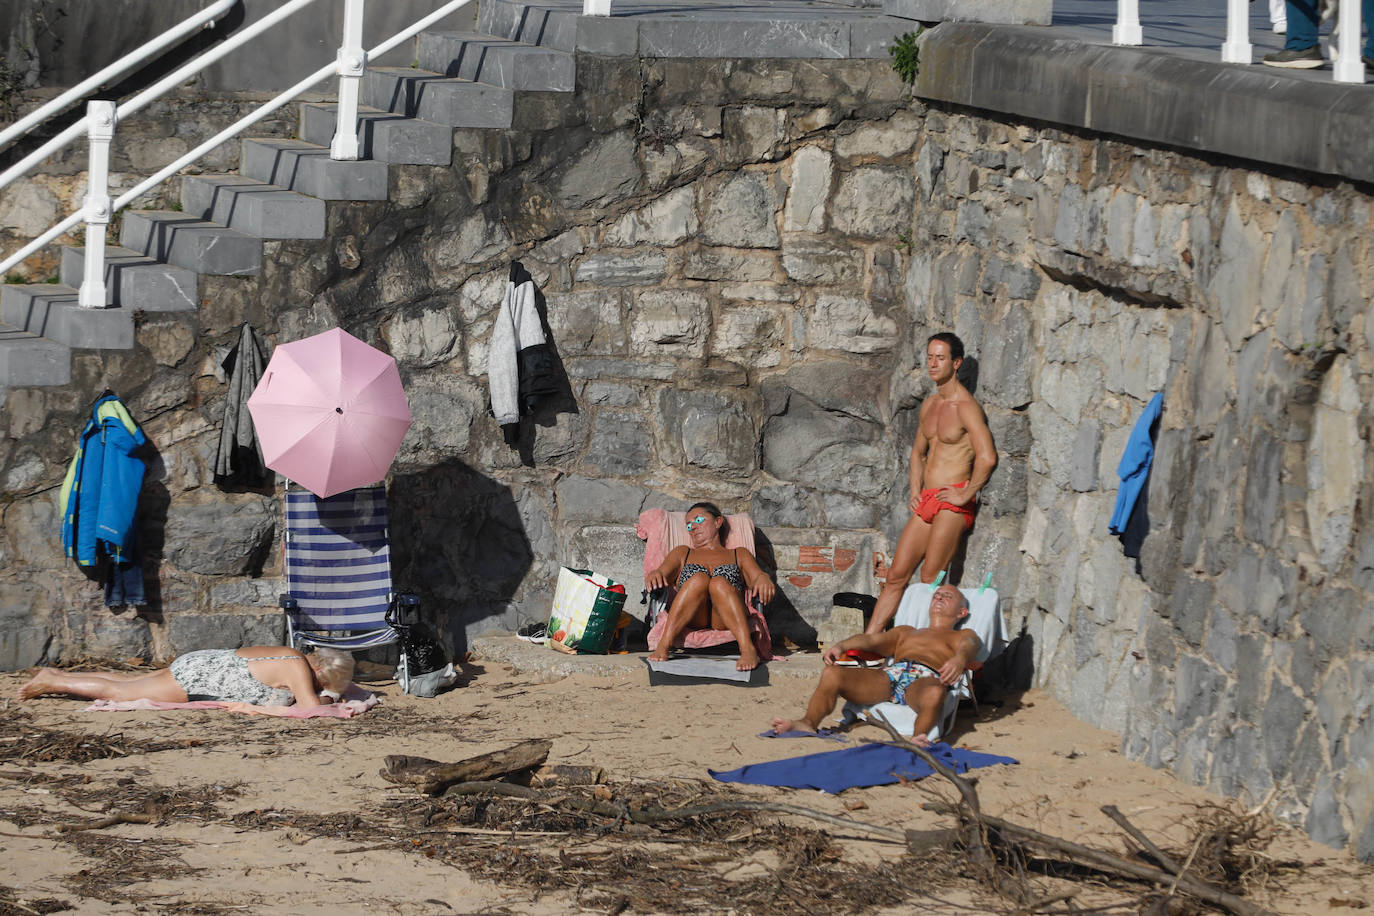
[684,515,711,531]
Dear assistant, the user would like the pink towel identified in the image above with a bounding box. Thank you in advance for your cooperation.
[636,508,772,660]
[636,508,757,578]
[85,683,379,718]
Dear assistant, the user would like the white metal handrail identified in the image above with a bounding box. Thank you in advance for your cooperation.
[1111,0,1364,82]
[0,0,237,152]
[0,0,328,198]
[0,0,475,295]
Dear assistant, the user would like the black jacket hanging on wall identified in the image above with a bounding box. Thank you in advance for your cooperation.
[215,322,270,486]
[489,262,559,439]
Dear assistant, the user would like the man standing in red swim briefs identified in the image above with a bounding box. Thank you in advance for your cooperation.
[864,332,997,634]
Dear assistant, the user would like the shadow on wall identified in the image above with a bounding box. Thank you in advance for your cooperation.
[388,459,533,658]
[990,623,1035,692]
[959,355,980,395]
[754,530,819,649]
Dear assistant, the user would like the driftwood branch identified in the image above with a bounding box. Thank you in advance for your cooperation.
[57,812,156,833]
[381,738,553,796]
[926,801,1277,916]
[1100,804,1185,875]
[858,715,1272,916]
[867,713,991,866]
[439,780,908,841]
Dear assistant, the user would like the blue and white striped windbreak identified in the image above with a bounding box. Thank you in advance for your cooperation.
[285,485,394,636]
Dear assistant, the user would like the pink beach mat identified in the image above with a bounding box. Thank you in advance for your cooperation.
[86,683,379,718]
[636,508,773,661]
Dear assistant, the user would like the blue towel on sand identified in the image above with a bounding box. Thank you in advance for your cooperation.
[710,742,1017,793]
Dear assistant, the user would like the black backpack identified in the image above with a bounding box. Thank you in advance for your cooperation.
[385,597,447,675]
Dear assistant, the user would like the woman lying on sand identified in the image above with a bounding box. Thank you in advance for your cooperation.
[645,502,776,671]
[17,646,354,708]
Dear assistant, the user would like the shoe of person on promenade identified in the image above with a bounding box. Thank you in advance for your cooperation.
[1261,45,1326,67]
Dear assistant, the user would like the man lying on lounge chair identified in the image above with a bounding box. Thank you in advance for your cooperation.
[769,585,980,746]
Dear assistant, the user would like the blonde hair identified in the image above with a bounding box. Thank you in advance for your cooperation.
[309,648,356,694]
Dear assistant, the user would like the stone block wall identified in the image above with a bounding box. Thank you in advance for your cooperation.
[906,113,1374,855]
[2,52,1372,859]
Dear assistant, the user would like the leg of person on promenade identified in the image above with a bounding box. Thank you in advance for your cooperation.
[1263,0,1374,67]
[1264,0,1323,66]
[1270,0,1288,32]
[19,667,188,703]
[1366,0,1374,62]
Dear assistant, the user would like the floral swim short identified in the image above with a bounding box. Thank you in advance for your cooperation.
[885,660,941,704]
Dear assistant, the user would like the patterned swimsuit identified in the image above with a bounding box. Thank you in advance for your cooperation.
[885,660,942,704]
[169,650,298,705]
[676,548,746,591]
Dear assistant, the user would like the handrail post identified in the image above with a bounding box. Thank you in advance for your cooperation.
[583,0,612,15]
[1333,0,1365,82]
[1221,0,1252,63]
[331,0,367,160]
[79,101,116,309]
[1112,0,1142,45]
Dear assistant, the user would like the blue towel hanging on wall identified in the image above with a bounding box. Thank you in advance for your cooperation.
[1108,392,1163,535]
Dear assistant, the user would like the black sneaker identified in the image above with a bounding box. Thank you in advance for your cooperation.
[1261,46,1325,68]
[516,622,547,644]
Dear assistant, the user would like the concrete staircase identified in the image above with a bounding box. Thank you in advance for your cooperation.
[0,0,909,388]
[0,2,578,388]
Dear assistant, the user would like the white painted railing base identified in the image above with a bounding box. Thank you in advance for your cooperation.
[1333,0,1366,82]
[1221,0,1253,63]
[1112,0,1143,45]
[583,0,612,15]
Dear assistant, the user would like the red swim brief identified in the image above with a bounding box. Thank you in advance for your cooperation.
[915,481,975,530]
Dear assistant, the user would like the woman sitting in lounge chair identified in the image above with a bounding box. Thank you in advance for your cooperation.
[645,502,776,671]
[17,646,354,708]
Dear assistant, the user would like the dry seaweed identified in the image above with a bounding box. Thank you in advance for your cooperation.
[0,884,70,916]
[60,831,200,895]
[226,780,937,915]
[0,716,209,765]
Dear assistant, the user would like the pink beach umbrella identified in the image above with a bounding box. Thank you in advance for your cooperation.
[247,327,413,498]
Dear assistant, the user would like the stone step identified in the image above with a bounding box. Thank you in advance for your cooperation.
[414,31,576,91]
[240,138,389,201]
[477,0,582,53]
[300,104,453,166]
[120,211,263,277]
[180,175,326,240]
[0,322,71,387]
[0,284,134,350]
[362,66,515,128]
[58,245,199,311]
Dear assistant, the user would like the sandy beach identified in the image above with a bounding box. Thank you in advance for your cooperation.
[2,642,1371,915]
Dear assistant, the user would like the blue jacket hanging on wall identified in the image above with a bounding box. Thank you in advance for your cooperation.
[60,392,147,567]
[1108,391,1163,536]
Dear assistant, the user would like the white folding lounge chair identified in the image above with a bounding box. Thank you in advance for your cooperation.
[279,484,417,692]
[841,577,1008,742]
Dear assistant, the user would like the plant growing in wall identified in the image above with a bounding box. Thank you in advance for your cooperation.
[889,29,924,87]
[0,55,27,121]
